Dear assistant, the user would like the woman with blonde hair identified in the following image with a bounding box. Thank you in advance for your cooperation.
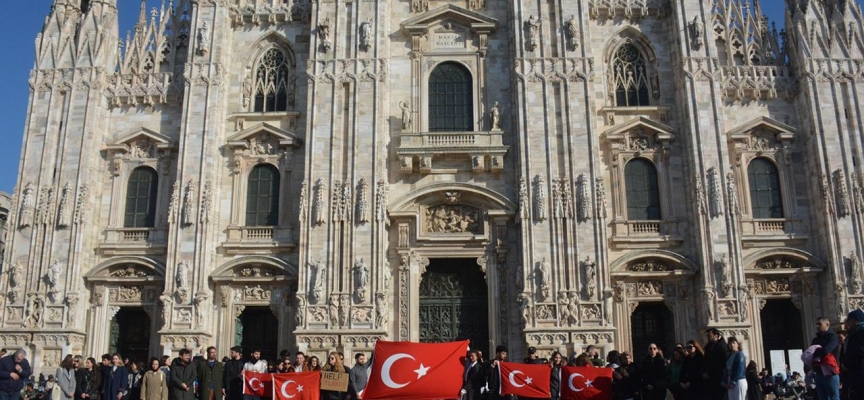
[320,352,349,400]
[140,358,167,400]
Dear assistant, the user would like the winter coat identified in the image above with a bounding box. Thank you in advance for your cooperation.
[168,360,196,400]
[0,354,32,393]
[103,366,128,400]
[841,321,864,390]
[75,368,101,400]
[55,368,77,400]
[221,359,243,400]
[140,371,168,400]
[196,361,223,400]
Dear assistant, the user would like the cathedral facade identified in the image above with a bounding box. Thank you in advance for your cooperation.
[2,0,864,372]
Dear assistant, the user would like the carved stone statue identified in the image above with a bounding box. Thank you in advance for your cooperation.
[181,181,195,226]
[851,252,863,294]
[359,19,373,51]
[295,295,306,327]
[64,293,79,326]
[194,291,210,329]
[309,261,325,303]
[375,292,388,328]
[535,258,551,301]
[583,257,596,299]
[518,293,532,326]
[160,294,173,325]
[565,15,579,49]
[328,294,339,326]
[19,182,35,229]
[338,294,350,326]
[46,260,63,290]
[603,288,614,325]
[526,15,541,51]
[318,18,332,53]
[489,101,501,130]
[23,294,44,328]
[383,260,392,294]
[718,255,733,298]
[353,258,369,302]
[197,21,210,56]
[690,16,704,50]
[9,263,23,288]
[399,101,412,131]
[703,290,715,322]
[57,183,72,229]
[176,261,189,290]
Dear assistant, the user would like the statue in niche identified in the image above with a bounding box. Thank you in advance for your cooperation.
[583,257,596,299]
[46,261,63,289]
[690,16,704,50]
[160,294,173,325]
[425,205,479,234]
[176,261,189,290]
[526,15,541,51]
[353,259,369,302]
[309,261,325,303]
[295,296,306,327]
[328,294,338,326]
[359,19,373,51]
[489,102,501,130]
[9,263,23,288]
[318,18,332,53]
[197,21,210,56]
[535,258,551,301]
[375,293,388,328]
[565,15,579,49]
[399,101,412,131]
[518,293,532,326]
[603,288,614,325]
[338,294,350,326]
[194,291,210,329]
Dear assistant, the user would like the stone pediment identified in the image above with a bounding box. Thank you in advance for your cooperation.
[603,116,675,143]
[610,251,697,277]
[727,116,796,144]
[105,127,176,155]
[226,123,302,152]
[401,4,498,34]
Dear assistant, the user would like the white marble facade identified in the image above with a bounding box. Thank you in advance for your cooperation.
[3,0,864,372]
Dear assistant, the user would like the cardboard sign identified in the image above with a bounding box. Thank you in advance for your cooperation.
[320,371,349,392]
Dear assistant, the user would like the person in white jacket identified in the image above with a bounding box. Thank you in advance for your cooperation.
[241,349,267,400]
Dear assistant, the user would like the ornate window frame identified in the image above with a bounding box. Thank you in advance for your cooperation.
[223,123,302,254]
[241,34,298,114]
[727,117,805,244]
[602,117,681,248]
[101,128,175,255]
[600,29,669,127]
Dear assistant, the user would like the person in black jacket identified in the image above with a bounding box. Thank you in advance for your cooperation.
[681,340,705,399]
[460,351,484,400]
[102,354,127,400]
[841,309,864,400]
[703,328,729,400]
[484,345,508,400]
[811,317,840,400]
[222,347,243,400]
[549,352,564,400]
[640,344,667,400]
[75,357,101,400]
[0,349,32,400]
[169,350,195,400]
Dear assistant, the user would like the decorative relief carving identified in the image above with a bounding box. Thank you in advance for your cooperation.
[424,204,480,234]
[576,174,592,222]
[309,261,326,304]
[557,291,579,326]
[18,183,34,229]
[595,178,608,219]
[56,183,72,229]
[74,184,89,225]
[533,258,552,302]
[564,16,580,49]
[726,172,740,216]
[752,257,802,270]
[199,180,212,224]
[534,175,548,222]
[821,174,835,216]
[318,18,332,53]
[181,181,196,227]
[411,0,429,12]
[109,286,143,302]
[588,0,669,20]
[23,294,45,328]
[525,15,542,52]
[244,285,270,301]
[313,179,327,225]
[628,260,670,272]
[536,304,556,320]
[235,266,274,277]
[298,180,308,222]
[109,265,149,278]
[582,257,596,300]
[375,179,389,224]
[635,281,663,296]
[518,177,530,221]
[167,182,180,225]
[717,300,738,317]
[356,178,370,224]
[850,253,864,295]
[707,168,724,218]
[835,169,852,218]
[690,16,704,50]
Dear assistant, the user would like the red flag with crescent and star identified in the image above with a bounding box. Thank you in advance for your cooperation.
[272,372,320,400]
[498,361,551,398]
[560,366,613,400]
[360,340,468,400]
[243,371,273,397]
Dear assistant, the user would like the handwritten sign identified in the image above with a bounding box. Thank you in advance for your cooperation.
[320,371,349,392]
[433,32,466,49]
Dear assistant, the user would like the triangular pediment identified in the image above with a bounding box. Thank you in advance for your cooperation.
[106,127,176,152]
[401,4,498,35]
[727,116,796,142]
[603,116,675,142]
[227,123,302,149]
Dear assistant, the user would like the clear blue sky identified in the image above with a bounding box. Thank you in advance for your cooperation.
[0,1,854,193]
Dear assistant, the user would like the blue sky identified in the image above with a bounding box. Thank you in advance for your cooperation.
[0,1,852,193]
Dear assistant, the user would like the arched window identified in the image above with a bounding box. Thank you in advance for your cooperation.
[625,158,661,220]
[124,167,158,228]
[611,43,650,107]
[246,165,280,226]
[428,62,473,132]
[748,158,784,219]
[253,48,292,112]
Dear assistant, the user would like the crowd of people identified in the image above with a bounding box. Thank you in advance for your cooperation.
[1,310,864,400]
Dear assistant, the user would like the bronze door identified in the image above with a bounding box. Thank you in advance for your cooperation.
[109,307,151,363]
[630,302,675,356]
[238,307,279,361]
[419,259,489,354]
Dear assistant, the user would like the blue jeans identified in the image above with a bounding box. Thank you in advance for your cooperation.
[0,390,21,400]
[814,373,840,400]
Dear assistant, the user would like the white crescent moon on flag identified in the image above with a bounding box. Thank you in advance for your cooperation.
[508,370,526,388]
[568,373,585,392]
[381,353,415,389]
[280,380,297,399]
[248,378,263,391]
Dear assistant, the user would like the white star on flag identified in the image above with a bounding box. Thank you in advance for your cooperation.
[585,379,593,388]
[414,363,430,379]
[525,377,533,385]
[297,385,303,392]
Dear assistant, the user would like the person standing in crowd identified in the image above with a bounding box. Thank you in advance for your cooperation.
[811,317,840,400]
[841,309,864,399]
[169,350,195,400]
[681,340,705,399]
[616,352,639,400]
[667,348,685,400]
[347,354,369,400]
[523,347,541,364]
[125,363,142,400]
[307,357,320,372]
[158,358,170,380]
[724,337,747,400]
[141,358,167,400]
[549,352,564,400]
[241,348,267,400]
[56,355,77,400]
[639,343,667,400]
[704,328,729,400]
[836,329,849,400]
[485,345,508,400]
[221,347,243,400]
[320,352,349,400]
[197,348,223,400]
[584,346,604,367]
[75,357,101,400]
[275,352,291,374]
[103,355,127,400]
[289,353,306,373]
[0,351,5,359]
[745,361,763,400]
[99,356,112,391]
[458,351,483,400]
[1,349,32,400]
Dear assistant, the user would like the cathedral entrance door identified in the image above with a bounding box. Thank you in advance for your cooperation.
[760,299,804,367]
[419,259,489,354]
[109,307,151,363]
[630,302,674,356]
[237,307,279,360]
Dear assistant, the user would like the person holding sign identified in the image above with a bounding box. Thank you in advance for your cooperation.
[320,353,349,400]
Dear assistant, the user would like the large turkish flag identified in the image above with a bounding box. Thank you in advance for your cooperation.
[560,366,613,400]
[243,371,273,397]
[272,372,320,400]
[498,361,551,398]
[361,340,468,400]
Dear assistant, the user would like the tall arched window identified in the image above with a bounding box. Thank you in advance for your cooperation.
[124,167,159,228]
[253,48,292,112]
[611,43,650,107]
[748,158,784,219]
[428,62,473,132]
[625,158,661,220]
[246,165,280,226]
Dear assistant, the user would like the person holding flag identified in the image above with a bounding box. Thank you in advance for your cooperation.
[242,350,269,400]
[271,372,320,400]
[485,345,509,400]
[560,364,613,400]
[498,359,551,398]
[362,340,469,400]
[460,351,485,400]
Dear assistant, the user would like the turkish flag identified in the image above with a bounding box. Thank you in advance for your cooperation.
[498,361,551,398]
[243,371,273,397]
[560,366,613,400]
[272,372,320,400]
[361,340,468,400]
